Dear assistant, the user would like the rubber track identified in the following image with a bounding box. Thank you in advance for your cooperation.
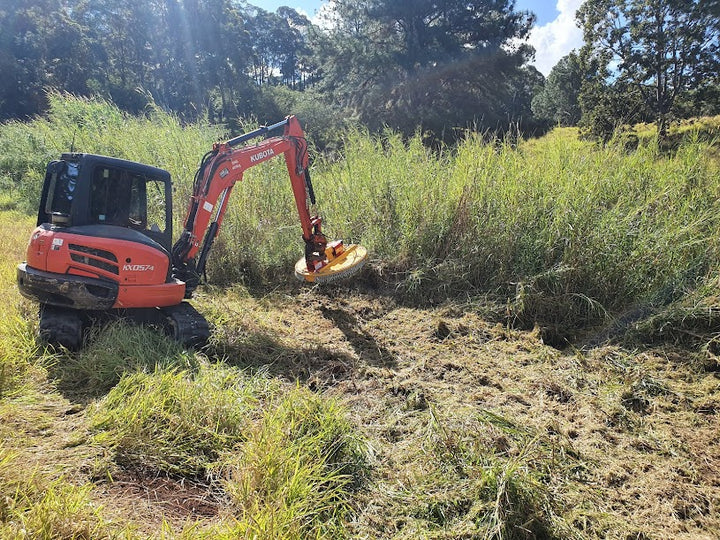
[39,305,83,350]
[159,302,210,349]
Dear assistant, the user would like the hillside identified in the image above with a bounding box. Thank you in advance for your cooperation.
[2,101,720,538]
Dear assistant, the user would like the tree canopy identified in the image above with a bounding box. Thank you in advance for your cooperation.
[532,52,582,127]
[312,0,539,140]
[1,0,720,144]
[577,0,720,141]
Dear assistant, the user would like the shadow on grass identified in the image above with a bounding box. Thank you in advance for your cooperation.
[207,324,396,390]
[318,304,396,368]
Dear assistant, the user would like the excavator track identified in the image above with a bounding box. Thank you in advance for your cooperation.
[159,302,210,349]
[39,304,84,350]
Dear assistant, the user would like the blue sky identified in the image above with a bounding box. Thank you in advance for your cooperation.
[249,0,582,75]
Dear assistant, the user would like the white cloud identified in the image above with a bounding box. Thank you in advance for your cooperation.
[527,0,584,76]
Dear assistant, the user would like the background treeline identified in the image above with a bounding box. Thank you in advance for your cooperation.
[0,0,541,144]
[3,0,718,146]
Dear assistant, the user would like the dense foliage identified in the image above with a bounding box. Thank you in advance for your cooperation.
[2,0,720,141]
[0,0,541,142]
[310,0,542,141]
[531,52,582,127]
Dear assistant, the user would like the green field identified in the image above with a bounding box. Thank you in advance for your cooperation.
[1,95,719,538]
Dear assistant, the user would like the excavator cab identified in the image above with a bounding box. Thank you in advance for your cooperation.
[37,154,173,251]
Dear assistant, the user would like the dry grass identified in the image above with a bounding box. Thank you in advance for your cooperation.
[1,270,719,537]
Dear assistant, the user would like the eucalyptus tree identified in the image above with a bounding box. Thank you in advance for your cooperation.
[577,0,720,141]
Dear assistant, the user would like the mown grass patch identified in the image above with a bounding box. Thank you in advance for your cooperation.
[367,408,577,539]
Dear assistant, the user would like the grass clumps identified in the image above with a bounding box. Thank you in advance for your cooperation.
[0,447,114,538]
[89,365,272,478]
[222,387,368,539]
[89,364,368,537]
[54,320,201,397]
[422,410,573,539]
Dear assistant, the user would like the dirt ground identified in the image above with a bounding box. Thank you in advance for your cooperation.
[5,286,720,538]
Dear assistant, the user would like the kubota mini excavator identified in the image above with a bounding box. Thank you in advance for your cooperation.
[17,116,367,349]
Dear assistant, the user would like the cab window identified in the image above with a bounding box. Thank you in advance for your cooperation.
[90,166,166,234]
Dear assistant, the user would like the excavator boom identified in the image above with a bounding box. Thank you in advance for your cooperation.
[172,115,366,295]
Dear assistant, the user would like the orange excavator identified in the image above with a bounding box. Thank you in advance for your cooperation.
[17,116,367,349]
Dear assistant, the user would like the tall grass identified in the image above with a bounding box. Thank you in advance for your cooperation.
[90,365,273,478]
[318,125,720,325]
[54,321,200,397]
[89,365,367,537]
[0,211,43,398]
[0,91,223,219]
[221,387,368,539]
[3,93,720,328]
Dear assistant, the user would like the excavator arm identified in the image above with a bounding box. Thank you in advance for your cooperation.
[171,116,365,295]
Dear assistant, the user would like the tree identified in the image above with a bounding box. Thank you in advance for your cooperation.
[0,0,93,119]
[577,0,720,141]
[309,0,537,141]
[532,52,582,126]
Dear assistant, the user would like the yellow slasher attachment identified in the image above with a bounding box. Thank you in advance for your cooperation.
[295,241,368,283]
